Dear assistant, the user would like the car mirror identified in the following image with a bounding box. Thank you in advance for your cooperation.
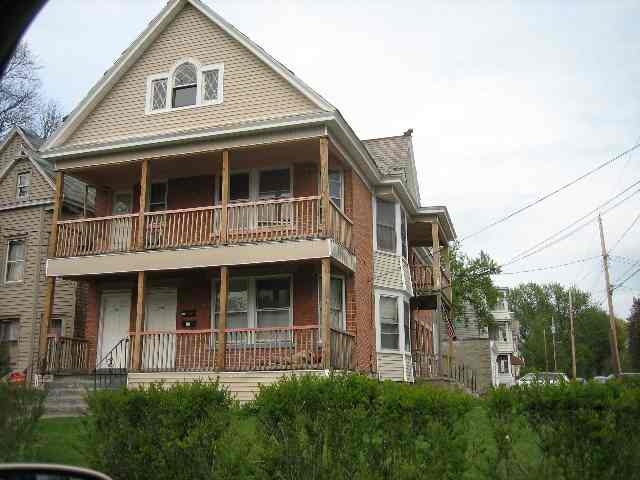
[0,464,111,480]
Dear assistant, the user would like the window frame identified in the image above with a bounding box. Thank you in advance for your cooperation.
[0,319,19,343]
[317,274,347,333]
[376,290,411,354]
[328,169,344,211]
[375,197,397,253]
[378,294,400,352]
[4,238,26,284]
[16,171,31,200]
[145,60,224,114]
[149,181,169,212]
[211,274,293,336]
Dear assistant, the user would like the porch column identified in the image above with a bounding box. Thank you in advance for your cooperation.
[215,266,229,370]
[38,172,64,372]
[319,137,329,235]
[132,271,146,370]
[321,257,331,369]
[136,159,150,250]
[220,150,230,244]
[431,222,441,290]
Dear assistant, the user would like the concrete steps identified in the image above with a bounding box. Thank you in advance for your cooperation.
[44,373,126,417]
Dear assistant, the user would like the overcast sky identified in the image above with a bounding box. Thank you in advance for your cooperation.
[23,0,640,317]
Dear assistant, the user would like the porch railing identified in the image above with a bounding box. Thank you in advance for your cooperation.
[55,196,355,257]
[413,351,439,379]
[227,196,320,244]
[135,330,217,372]
[56,214,138,256]
[329,328,356,370]
[45,336,89,373]
[144,206,222,250]
[224,325,322,371]
[411,264,433,291]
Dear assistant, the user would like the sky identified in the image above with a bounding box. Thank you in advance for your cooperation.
[23,0,640,317]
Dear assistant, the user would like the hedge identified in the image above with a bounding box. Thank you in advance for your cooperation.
[0,383,46,461]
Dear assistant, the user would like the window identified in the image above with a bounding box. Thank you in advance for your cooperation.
[330,277,345,330]
[149,182,168,212]
[259,169,291,199]
[213,276,292,339]
[16,172,30,200]
[172,62,197,108]
[497,354,510,374]
[230,173,250,202]
[112,191,133,214]
[48,318,62,337]
[0,320,18,343]
[329,170,343,209]
[379,296,399,350]
[376,198,396,252]
[5,239,25,283]
[404,301,411,351]
[147,61,223,113]
[401,209,408,259]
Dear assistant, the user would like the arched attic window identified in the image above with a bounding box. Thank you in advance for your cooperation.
[172,62,198,108]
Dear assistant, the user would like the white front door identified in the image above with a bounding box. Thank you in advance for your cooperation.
[143,288,178,369]
[98,291,131,368]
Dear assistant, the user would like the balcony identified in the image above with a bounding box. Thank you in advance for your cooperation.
[55,196,352,256]
[410,263,452,304]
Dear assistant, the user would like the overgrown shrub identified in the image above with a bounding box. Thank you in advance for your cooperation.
[250,374,477,480]
[85,382,236,480]
[486,382,640,480]
[0,383,46,461]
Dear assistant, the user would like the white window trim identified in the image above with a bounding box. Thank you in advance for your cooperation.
[374,196,400,255]
[4,238,26,284]
[323,169,344,212]
[145,59,224,115]
[16,171,30,200]
[317,273,347,332]
[226,166,293,203]
[374,289,411,354]
[210,273,293,331]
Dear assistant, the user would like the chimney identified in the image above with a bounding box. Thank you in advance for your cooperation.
[403,128,413,137]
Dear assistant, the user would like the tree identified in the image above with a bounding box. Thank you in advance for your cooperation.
[628,298,640,370]
[35,100,63,139]
[0,43,40,133]
[449,243,501,326]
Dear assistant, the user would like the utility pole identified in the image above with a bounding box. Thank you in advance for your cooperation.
[543,327,549,371]
[597,214,623,375]
[569,287,577,379]
[551,316,558,371]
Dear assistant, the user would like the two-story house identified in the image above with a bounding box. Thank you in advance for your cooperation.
[37,0,455,400]
[0,126,91,376]
[443,288,521,391]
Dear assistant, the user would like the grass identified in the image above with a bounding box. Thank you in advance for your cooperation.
[31,416,88,467]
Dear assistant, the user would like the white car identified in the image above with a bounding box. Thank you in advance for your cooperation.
[517,372,569,386]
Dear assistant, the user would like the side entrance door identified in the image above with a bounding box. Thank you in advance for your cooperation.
[142,288,178,370]
[98,291,132,369]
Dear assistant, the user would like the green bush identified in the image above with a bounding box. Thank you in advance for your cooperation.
[85,382,236,480]
[0,383,46,461]
[486,382,640,480]
[250,374,477,480]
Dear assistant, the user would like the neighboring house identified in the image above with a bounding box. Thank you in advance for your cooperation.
[0,126,91,373]
[442,288,522,392]
[38,0,455,400]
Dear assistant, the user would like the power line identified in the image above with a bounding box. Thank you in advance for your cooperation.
[459,141,640,242]
[497,255,600,275]
[610,211,640,254]
[614,264,640,290]
[501,179,640,267]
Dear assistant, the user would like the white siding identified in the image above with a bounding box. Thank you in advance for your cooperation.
[377,351,405,382]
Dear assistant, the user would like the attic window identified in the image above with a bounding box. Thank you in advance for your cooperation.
[146,60,224,114]
[16,172,30,200]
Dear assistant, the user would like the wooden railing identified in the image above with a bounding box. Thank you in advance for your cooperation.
[326,200,353,252]
[330,328,356,370]
[45,336,89,373]
[413,351,439,379]
[411,264,433,291]
[224,325,321,371]
[144,206,222,250]
[227,196,321,244]
[56,214,138,257]
[135,330,217,372]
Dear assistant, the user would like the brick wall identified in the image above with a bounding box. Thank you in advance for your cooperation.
[349,171,375,372]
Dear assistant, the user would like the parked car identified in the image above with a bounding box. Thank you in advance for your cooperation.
[592,375,610,383]
[517,372,569,386]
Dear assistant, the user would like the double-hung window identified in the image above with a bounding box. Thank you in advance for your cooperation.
[259,169,291,199]
[401,209,408,259]
[16,172,30,200]
[0,320,18,343]
[149,182,168,212]
[376,198,396,252]
[403,301,411,351]
[497,354,510,374]
[319,277,346,331]
[379,296,399,350]
[329,170,343,209]
[5,239,25,283]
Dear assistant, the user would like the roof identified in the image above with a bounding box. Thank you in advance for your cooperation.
[362,133,421,205]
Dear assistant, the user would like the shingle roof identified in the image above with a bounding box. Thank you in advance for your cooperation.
[362,133,421,204]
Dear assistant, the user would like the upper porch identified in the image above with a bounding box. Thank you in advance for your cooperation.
[47,136,357,276]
